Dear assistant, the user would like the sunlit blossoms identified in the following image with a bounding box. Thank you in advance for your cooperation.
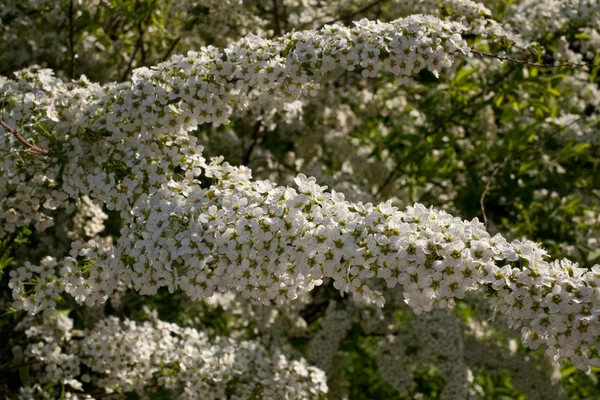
[16,314,327,399]
[2,0,600,398]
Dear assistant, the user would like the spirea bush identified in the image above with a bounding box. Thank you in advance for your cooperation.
[1,0,599,399]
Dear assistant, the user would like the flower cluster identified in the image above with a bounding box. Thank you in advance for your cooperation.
[3,7,600,387]
[307,301,354,374]
[0,15,470,242]
[507,0,600,39]
[377,309,472,399]
[16,314,327,399]
[9,159,600,371]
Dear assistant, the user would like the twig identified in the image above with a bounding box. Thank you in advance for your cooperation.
[89,392,119,399]
[317,0,387,29]
[138,22,146,64]
[0,359,42,372]
[68,0,76,79]
[120,1,155,82]
[0,118,51,156]
[242,121,263,166]
[162,36,182,62]
[0,385,18,400]
[161,15,200,62]
[471,48,591,69]
[0,233,18,261]
[120,30,144,82]
[375,169,396,199]
[272,0,283,36]
[0,311,26,350]
[282,2,289,33]
[511,43,594,69]
[479,116,584,230]
[479,157,510,230]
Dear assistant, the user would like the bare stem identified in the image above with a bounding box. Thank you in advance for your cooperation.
[471,48,592,69]
[272,0,283,36]
[375,168,397,199]
[0,311,26,351]
[68,0,76,79]
[479,116,584,230]
[161,14,201,62]
[0,118,51,156]
[317,0,387,29]
[242,121,263,166]
[479,157,510,230]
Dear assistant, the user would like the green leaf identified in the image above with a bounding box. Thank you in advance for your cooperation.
[452,67,478,85]
[19,365,30,387]
[588,250,600,263]
[51,309,72,318]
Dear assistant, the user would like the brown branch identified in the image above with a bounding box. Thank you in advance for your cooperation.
[68,0,76,79]
[511,43,594,69]
[282,2,289,34]
[471,48,592,69]
[0,118,51,156]
[120,31,144,82]
[120,1,155,82]
[479,116,584,230]
[272,0,283,36]
[161,15,201,62]
[479,157,510,230]
[375,168,396,199]
[0,385,18,400]
[0,359,42,372]
[138,22,147,64]
[242,120,263,166]
[0,311,26,350]
[1,233,18,261]
[317,0,387,29]
[162,36,182,63]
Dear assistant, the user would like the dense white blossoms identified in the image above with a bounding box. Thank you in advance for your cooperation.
[307,301,354,374]
[507,0,600,39]
[9,159,600,371]
[0,15,470,239]
[16,314,327,399]
[3,11,600,398]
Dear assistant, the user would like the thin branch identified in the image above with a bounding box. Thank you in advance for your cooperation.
[0,233,18,261]
[471,48,592,69]
[120,1,155,82]
[375,168,396,199]
[317,0,387,29]
[272,0,283,36]
[479,116,584,230]
[479,157,510,230]
[0,385,18,400]
[282,2,289,34]
[511,43,595,69]
[242,121,263,166]
[161,15,200,62]
[0,118,51,156]
[162,36,182,63]
[0,359,42,372]
[120,30,144,82]
[138,22,147,64]
[0,311,26,350]
[68,0,76,79]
